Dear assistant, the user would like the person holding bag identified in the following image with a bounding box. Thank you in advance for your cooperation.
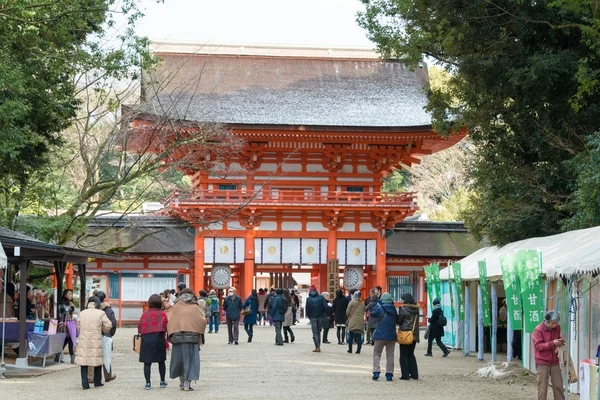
[167,289,206,391]
[396,293,420,380]
[76,296,112,390]
[346,291,365,354]
[424,298,450,357]
[370,293,398,381]
[242,289,259,342]
[138,294,168,390]
[56,289,76,364]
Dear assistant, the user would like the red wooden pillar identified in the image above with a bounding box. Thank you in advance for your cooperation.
[193,226,205,292]
[243,229,255,298]
[376,235,387,292]
[65,263,73,290]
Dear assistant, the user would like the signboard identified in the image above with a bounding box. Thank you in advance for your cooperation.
[327,258,340,298]
[121,276,177,301]
[500,253,523,330]
[478,260,491,327]
[516,250,543,333]
[451,262,464,321]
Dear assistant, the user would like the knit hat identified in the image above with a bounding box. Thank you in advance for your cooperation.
[433,298,440,305]
[309,284,317,291]
[381,293,393,304]
[353,291,362,299]
[209,289,216,296]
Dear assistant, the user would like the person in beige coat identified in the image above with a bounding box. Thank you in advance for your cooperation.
[346,291,365,354]
[76,296,112,390]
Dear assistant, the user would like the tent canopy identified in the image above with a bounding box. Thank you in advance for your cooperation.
[0,241,7,269]
[440,226,600,281]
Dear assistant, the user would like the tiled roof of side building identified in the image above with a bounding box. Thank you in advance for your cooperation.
[133,43,432,128]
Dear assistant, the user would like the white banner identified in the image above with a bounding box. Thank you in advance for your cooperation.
[337,239,376,265]
[205,238,244,263]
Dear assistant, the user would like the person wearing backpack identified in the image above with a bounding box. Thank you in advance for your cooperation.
[282,289,295,343]
[207,290,220,334]
[425,298,450,357]
[265,288,276,326]
[270,288,287,346]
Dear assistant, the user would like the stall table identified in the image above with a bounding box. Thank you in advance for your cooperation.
[0,320,34,341]
[579,359,599,400]
[26,331,67,367]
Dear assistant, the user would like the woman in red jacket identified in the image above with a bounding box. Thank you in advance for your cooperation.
[532,310,565,400]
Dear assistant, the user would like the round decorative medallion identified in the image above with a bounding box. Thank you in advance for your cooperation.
[220,246,229,255]
[212,265,231,288]
[343,266,364,290]
[305,246,315,255]
[351,247,361,257]
[267,246,277,255]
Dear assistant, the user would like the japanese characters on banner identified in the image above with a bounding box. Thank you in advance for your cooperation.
[423,265,434,311]
[516,250,544,333]
[499,253,523,330]
[451,262,464,321]
[477,260,491,327]
[431,264,442,305]
[448,274,455,318]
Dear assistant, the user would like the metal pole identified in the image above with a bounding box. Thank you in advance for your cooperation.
[465,282,470,356]
[1,266,8,378]
[507,309,513,362]
[491,283,497,362]
[564,279,572,400]
[478,284,484,361]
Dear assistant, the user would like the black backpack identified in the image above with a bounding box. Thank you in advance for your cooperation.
[278,298,288,315]
[438,311,447,327]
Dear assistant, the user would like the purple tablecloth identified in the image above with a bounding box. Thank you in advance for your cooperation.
[0,321,34,341]
[26,332,67,357]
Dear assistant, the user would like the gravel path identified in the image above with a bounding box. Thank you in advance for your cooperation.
[0,324,579,399]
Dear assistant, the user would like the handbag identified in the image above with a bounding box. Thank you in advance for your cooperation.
[396,314,418,345]
[242,306,252,316]
[133,334,141,354]
[424,325,431,340]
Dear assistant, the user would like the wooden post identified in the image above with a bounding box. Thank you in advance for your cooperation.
[17,261,28,365]
[65,263,73,290]
[507,308,513,362]
[244,229,255,298]
[193,227,205,292]
[318,264,327,294]
[376,235,387,292]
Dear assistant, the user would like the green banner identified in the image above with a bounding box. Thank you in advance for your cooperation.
[516,250,544,333]
[448,275,455,318]
[451,262,464,320]
[431,263,441,303]
[478,260,491,327]
[500,253,523,330]
[423,266,434,310]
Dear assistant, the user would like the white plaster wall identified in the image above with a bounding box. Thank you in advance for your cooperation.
[227,221,244,231]
[256,163,278,172]
[257,221,277,230]
[306,222,328,231]
[307,164,327,173]
[339,222,356,232]
[281,163,302,172]
[281,222,302,231]
[360,223,378,232]
[357,165,371,174]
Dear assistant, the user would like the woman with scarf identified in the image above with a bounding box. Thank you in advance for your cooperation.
[397,293,420,380]
[425,298,450,357]
[167,288,206,391]
[138,294,169,390]
[242,289,259,342]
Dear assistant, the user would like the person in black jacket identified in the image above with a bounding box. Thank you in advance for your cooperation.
[305,284,328,352]
[425,298,450,357]
[95,291,117,382]
[397,293,420,380]
[332,289,350,345]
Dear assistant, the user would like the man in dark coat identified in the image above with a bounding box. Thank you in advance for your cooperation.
[223,287,243,345]
[270,288,286,346]
[425,298,450,357]
[305,284,328,352]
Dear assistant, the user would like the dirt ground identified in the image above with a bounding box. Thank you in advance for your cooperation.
[0,324,580,399]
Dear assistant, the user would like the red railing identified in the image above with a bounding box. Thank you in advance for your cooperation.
[165,189,417,209]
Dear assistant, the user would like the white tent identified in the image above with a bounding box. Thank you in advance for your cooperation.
[439,225,600,281]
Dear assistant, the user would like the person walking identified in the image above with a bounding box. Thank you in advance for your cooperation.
[532,311,565,400]
[425,298,450,357]
[397,293,420,380]
[364,289,377,345]
[94,291,117,382]
[270,288,286,345]
[242,289,259,342]
[223,287,243,345]
[322,291,333,344]
[265,288,276,326]
[76,296,113,390]
[346,291,365,354]
[282,289,295,343]
[257,289,267,326]
[207,290,220,333]
[290,289,300,325]
[56,289,76,364]
[138,294,168,390]
[167,289,206,391]
[333,289,350,345]
[197,290,209,345]
[370,293,398,381]
[305,284,328,352]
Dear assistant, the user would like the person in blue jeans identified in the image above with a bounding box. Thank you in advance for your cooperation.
[207,290,220,333]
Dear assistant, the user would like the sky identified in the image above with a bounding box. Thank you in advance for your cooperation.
[135,0,374,47]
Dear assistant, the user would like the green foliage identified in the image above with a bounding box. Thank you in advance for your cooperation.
[382,168,411,192]
[358,0,600,244]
